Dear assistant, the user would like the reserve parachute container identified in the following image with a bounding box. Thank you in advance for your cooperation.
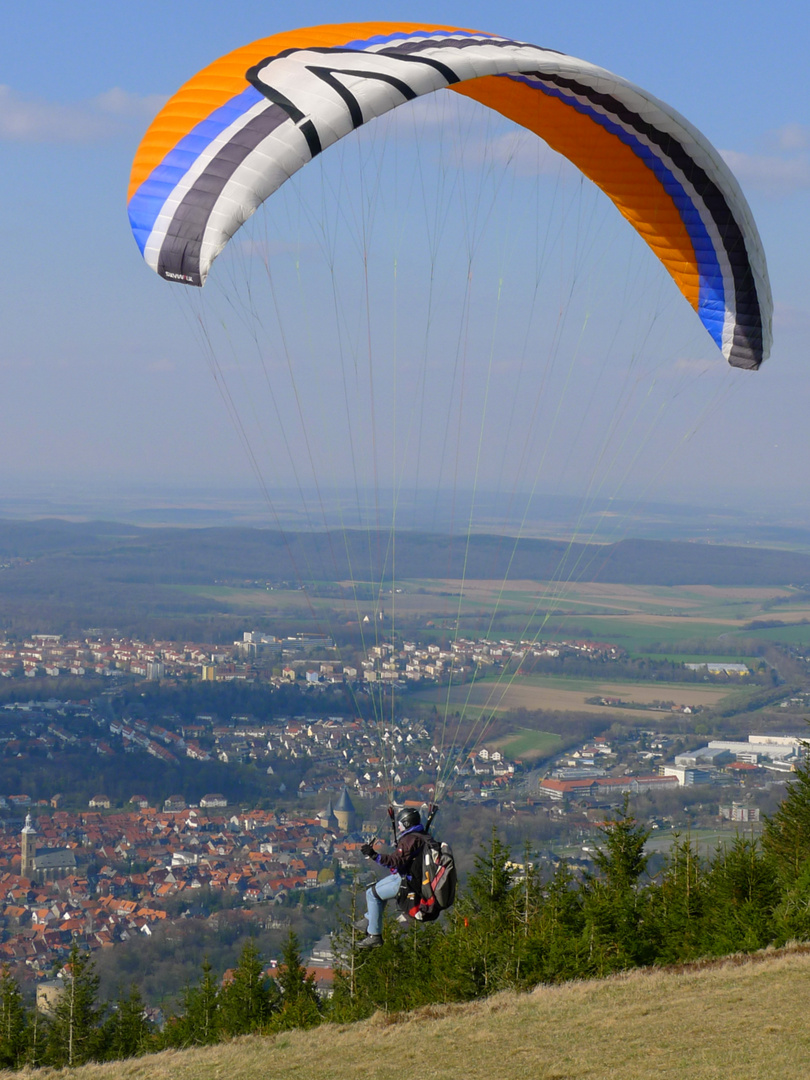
[402,834,457,922]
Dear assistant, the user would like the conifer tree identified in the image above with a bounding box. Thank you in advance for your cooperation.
[46,944,102,1068]
[702,835,778,955]
[453,827,515,993]
[168,959,221,1047]
[352,921,447,1014]
[494,839,546,990]
[219,940,279,1036]
[104,984,151,1060]
[591,797,649,892]
[770,859,810,946]
[26,1004,46,1070]
[0,965,27,1069]
[762,751,810,884]
[327,878,370,1022]
[273,931,321,1030]
[580,799,652,974]
[522,859,586,985]
[647,834,706,963]
[466,826,513,914]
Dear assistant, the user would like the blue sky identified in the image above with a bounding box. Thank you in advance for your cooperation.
[1,1,808,525]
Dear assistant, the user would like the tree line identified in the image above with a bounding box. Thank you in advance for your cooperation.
[4,760,810,1068]
[0,932,320,1070]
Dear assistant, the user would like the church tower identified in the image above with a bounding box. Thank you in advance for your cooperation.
[20,814,36,879]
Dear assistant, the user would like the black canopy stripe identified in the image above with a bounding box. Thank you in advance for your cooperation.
[157,102,290,285]
[518,70,762,363]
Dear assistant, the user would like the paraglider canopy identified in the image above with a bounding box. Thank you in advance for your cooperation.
[128,23,774,813]
[128,21,771,370]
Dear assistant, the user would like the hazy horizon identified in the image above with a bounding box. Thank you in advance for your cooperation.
[2,2,807,534]
[3,481,810,551]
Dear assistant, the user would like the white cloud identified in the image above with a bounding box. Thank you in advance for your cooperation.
[0,85,166,143]
[92,87,167,119]
[774,123,810,152]
[720,147,810,196]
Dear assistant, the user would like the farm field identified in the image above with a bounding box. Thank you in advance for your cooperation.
[410,674,740,718]
[179,578,805,614]
[557,826,761,861]
[174,579,810,657]
[737,622,810,646]
[641,653,759,664]
[411,578,797,616]
[487,727,563,761]
[643,827,760,857]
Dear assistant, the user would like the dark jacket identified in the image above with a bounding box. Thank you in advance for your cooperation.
[371,825,426,879]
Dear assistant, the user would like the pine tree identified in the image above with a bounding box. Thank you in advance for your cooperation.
[580,799,652,974]
[26,1004,45,1070]
[219,940,279,1036]
[702,835,778,955]
[770,859,810,945]
[466,826,513,914]
[453,827,516,994]
[348,920,448,1015]
[522,859,586,984]
[166,959,221,1048]
[104,984,151,1060]
[591,797,650,893]
[499,840,546,990]
[762,751,810,884]
[647,833,706,963]
[46,944,102,1068]
[326,878,369,1022]
[0,965,27,1069]
[273,931,321,1030]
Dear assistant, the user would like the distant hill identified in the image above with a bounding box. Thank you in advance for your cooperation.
[2,519,810,586]
[3,519,810,637]
[27,947,810,1080]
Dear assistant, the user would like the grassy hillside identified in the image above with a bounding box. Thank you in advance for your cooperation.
[13,947,810,1080]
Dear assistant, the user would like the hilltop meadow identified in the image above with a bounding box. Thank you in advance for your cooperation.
[7,947,810,1080]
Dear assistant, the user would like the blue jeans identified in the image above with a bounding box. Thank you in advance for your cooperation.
[365,872,402,935]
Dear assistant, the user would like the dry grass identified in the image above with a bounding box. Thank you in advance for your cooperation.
[12,948,810,1080]
[417,676,733,717]
[684,585,794,601]
[420,579,792,610]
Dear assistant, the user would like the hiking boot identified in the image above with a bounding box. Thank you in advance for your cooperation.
[357,934,383,949]
[352,916,369,931]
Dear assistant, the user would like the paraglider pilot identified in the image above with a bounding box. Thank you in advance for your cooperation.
[357,807,425,949]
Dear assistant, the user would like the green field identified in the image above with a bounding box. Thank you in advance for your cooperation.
[556,826,761,861]
[172,580,810,660]
[734,623,810,646]
[489,728,563,761]
[640,653,759,664]
[532,615,738,653]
